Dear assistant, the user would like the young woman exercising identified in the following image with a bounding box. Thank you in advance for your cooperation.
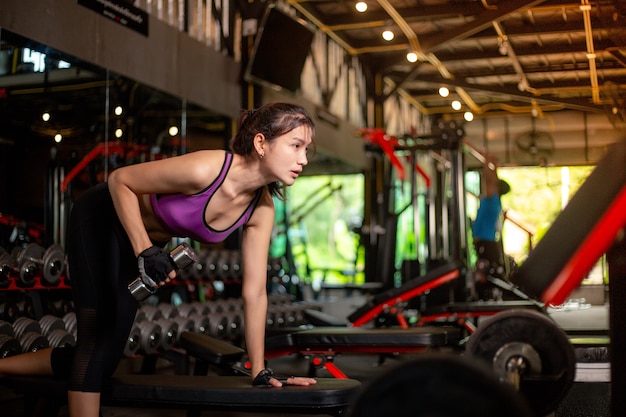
[0,102,317,416]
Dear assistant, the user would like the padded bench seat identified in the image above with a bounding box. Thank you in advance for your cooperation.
[2,374,361,417]
[265,326,461,354]
[422,300,544,316]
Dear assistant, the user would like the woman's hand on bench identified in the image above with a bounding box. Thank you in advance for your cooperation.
[252,368,317,387]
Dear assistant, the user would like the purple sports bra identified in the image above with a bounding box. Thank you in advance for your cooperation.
[149,152,262,243]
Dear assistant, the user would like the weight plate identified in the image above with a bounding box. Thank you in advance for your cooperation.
[0,334,22,358]
[16,243,44,265]
[466,309,576,417]
[124,324,142,357]
[16,243,44,285]
[41,244,65,285]
[0,251,17,284]
[493,342,542,381]
[348,353,533,417]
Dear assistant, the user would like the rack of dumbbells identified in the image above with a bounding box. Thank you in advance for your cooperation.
[0,242,75,357]
[129,293,321,374]
[1,242,322,373]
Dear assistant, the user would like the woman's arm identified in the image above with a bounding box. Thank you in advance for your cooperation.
[107,150,220,256]
[240,190,317,387]
[240,190,275,381]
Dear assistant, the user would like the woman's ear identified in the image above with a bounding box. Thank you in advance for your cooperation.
[253,133,266,158]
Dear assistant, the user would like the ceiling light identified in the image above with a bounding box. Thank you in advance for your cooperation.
[439,87,449,97]
[518,78,528,92]
[382,30,394,41]
[464,111,474,122]
[115,128,123,138]
[54,132,62,143]
[42,112,51,122]
[451,100,462,111]
[355,2,367,12]
[406,51,418,63]
[114,106,123,116]
[497,35,509,56]
[169,125,179,136]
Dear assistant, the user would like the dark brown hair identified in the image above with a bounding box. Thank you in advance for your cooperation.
[230,102,316,198]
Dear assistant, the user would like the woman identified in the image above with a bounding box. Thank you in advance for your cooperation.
[0,102,317,416]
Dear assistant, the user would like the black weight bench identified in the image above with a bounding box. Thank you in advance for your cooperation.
[178,330,247,375]
[176,328,461,380]
[1,373,361,417]
[262,326,462,378]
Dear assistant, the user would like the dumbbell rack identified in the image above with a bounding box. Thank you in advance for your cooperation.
[0,275,71,292]
[0,275,72,327]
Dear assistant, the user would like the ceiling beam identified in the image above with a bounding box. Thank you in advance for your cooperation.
[406,75,604,113]
[419,0,548,53]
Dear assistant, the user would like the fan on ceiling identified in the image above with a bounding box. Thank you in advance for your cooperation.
[513,119,555,166]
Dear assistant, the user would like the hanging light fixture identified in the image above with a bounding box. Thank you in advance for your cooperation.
[355,1,367,12]
[406,51,418,63]
[382,29,394,41]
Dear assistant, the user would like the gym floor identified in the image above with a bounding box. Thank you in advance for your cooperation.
[0,293,612,417]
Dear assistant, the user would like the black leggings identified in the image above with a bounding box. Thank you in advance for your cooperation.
[50,183,138,392]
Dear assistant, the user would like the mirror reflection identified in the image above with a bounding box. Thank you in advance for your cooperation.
[0,29,230,247]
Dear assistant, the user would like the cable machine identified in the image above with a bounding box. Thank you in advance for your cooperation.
[359,121,470,303]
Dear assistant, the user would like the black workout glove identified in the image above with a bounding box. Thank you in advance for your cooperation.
[137,246,177,288]
[252,368,290,386]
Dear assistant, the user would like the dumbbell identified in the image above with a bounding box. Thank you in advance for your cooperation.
[154,318,179,351]
[14,243,66,286]
[39,315,76,348]
[128,243,198,301]
[135,319,163,355]
[0,334,21,358]
[0,248,18,286]
[124,323,142,357]
[11,316,50,352]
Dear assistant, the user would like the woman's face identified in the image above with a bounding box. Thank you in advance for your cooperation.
[265,125,312,186]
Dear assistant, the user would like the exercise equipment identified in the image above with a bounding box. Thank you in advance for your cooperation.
[466,309,576,417]
[124,323,142,357]
[264,326,461,379]
[418,300,544,333]
[154,317,179,351]
[134,319,163,355]
[0,247,17,286]
[347,353,533,417]
[1,373,360,417]
[347,260,464,327]
[14,243,66,286]
[510,135,626,306]
[128,242,198,301]
[0,333,21,357]
[179,330,247,376]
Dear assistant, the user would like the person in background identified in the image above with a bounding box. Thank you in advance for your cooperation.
[472,153,511,300]
[0,102,317,417]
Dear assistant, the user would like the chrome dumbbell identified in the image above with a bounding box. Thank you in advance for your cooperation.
[128,243,198,301]
[14,243,66,286]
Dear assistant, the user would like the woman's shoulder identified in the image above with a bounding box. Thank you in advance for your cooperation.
[183,149,228,160]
